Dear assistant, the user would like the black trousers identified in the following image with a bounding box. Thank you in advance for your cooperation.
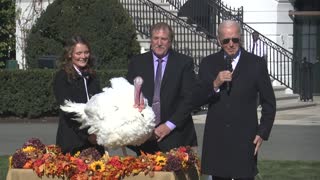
[212,176,254,180]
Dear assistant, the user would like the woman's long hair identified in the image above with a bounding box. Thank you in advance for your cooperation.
[58,35,96,80]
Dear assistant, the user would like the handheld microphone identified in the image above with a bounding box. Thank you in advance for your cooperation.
[225,56,233,92]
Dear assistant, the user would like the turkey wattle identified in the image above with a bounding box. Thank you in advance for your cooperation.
[60,77,155,149]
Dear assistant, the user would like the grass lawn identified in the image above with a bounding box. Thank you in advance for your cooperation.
[0,156,8,180]
[1,156,319,180]
[257,160,320,180]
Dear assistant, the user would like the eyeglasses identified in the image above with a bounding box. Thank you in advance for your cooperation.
[221,38,240,45]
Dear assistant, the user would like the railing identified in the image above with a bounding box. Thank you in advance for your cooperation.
[120,0,218,72]
[240,24,294,90]
[166,0,243,37]
[165,0,242,18]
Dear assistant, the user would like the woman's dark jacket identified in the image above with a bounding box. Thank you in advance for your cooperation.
[53,69,103,154]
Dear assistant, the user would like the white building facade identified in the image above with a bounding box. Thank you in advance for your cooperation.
[15,0,52,69]
[15,0,293,68]
[222,0,294,52]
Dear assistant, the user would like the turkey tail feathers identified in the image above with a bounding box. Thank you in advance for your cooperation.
[60,100,88,125]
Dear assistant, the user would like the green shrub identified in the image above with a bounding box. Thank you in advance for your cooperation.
[0,69,57,117]
[25,0,140,69]
[0,69,127,118]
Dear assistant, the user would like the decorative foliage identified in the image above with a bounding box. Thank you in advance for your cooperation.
[10,138,201,179]
[79,147,102,163]
[22,137,46,152]
[11,151,28,168]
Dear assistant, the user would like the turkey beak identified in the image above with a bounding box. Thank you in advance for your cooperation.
[134,76,144,112]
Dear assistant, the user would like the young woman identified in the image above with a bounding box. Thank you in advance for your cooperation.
[53,35,104,155]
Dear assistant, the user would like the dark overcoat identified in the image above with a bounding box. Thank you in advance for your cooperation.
[195,49,276,178]
[53,69,103,154]
[126,50,198,152]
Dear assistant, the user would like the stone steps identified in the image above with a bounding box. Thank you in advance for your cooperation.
[258,85,318,111]
[121,0,214,54]
[275,99,317,111]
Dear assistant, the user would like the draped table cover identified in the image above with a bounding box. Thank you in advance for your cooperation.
[7,167,199,180]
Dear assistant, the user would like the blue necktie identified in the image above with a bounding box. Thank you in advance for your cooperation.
[152,59,163,125]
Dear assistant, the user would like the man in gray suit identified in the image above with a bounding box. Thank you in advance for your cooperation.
[194,20,276,180]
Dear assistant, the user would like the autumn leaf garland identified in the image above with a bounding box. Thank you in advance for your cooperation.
[9,138,201,179]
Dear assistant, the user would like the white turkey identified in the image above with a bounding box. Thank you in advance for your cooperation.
[60,77,155,150]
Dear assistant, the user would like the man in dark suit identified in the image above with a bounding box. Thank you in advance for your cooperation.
[126,22,197,155]
[194,20,276,180]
